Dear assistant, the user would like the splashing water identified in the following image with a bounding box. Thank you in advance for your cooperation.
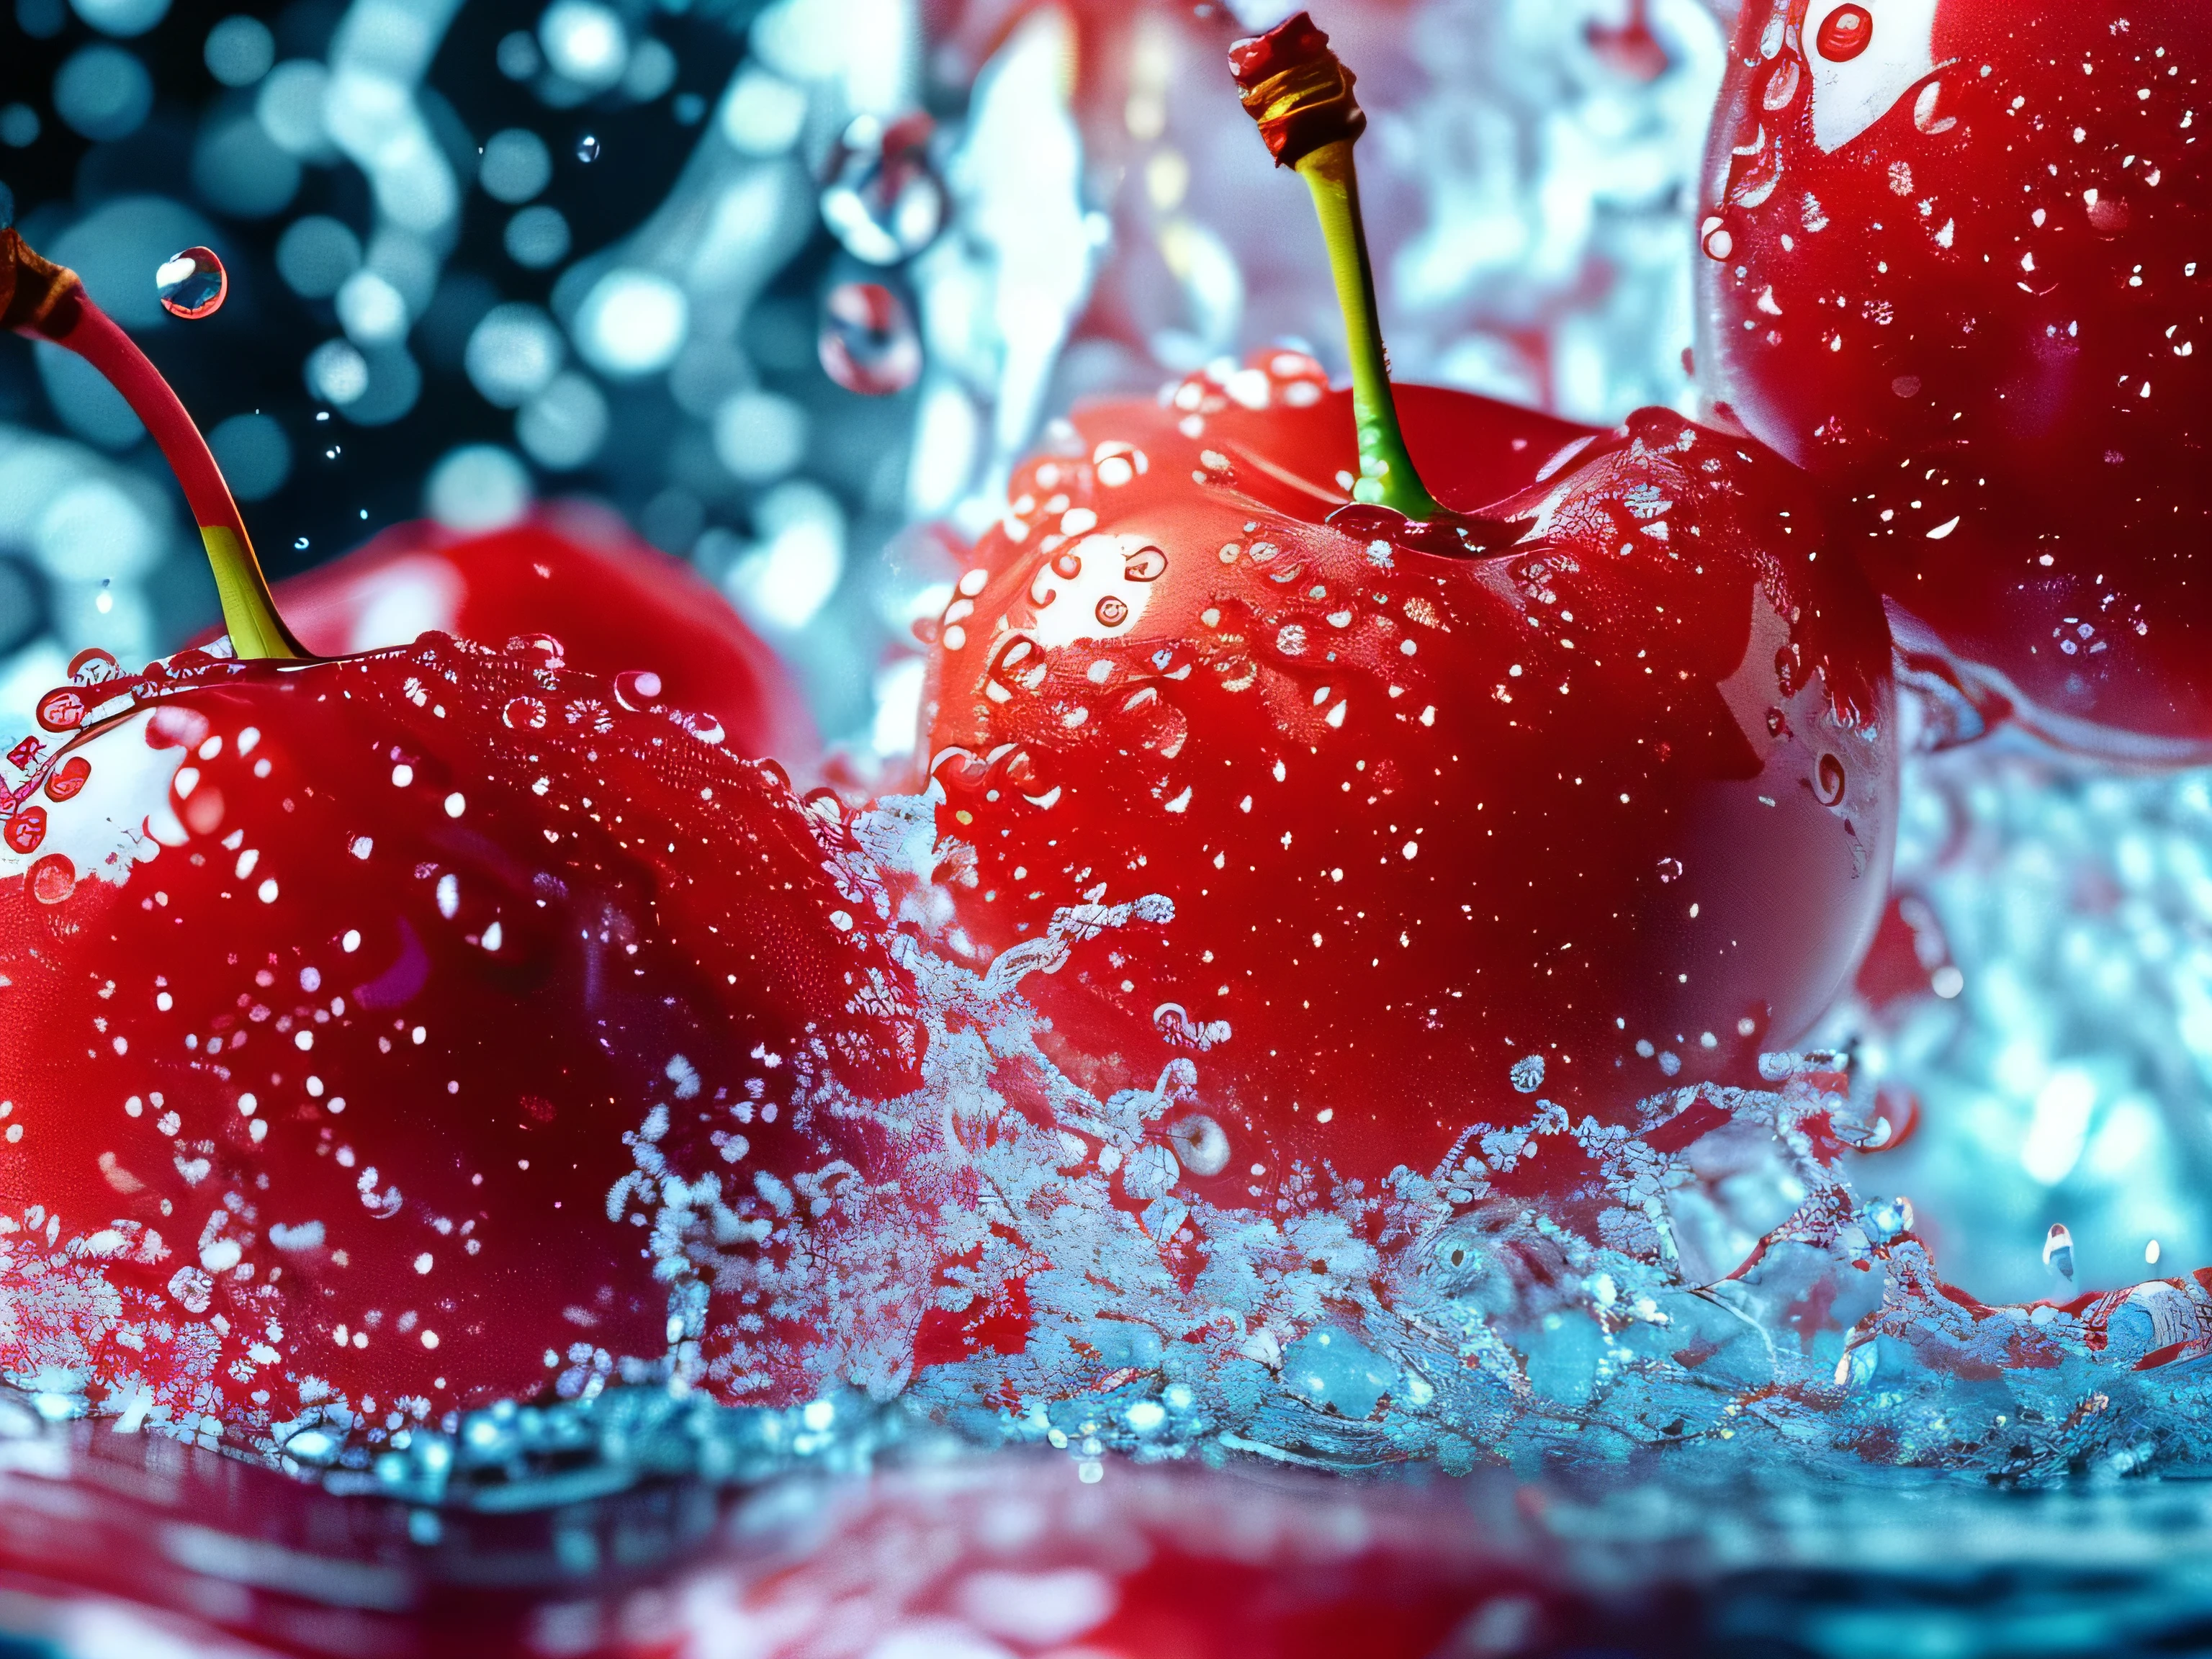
[8,655,2212,1504]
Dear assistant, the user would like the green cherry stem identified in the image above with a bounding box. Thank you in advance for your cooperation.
[1294,139,1442,518]
[1228,11,1442,520]
[1,228,307,661]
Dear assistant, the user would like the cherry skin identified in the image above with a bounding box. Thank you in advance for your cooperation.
[923,351,1897,1190]
[253,513,819,772]
[0,637,928,1452]
[1696,0,2212,755]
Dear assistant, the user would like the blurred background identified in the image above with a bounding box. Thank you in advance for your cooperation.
[0,0,1718,755]
[8,0,2211,1323]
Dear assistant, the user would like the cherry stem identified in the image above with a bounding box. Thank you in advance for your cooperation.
[1293,141,1442,518]
[1,229,306,661]
[1229,12,1442,521]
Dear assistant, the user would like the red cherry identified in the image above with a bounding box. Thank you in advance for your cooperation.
[0,637,927,1450]
[923,354,1897,1187]
[251,515,819,771]
[1696,0,2212,755]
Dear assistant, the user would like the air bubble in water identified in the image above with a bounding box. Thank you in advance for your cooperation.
[575,133,601,163]
[821,114,944,265]
[819,281,922,396]
[156,247,228,320]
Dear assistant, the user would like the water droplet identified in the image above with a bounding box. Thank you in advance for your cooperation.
[1761,56,1802,112]
[820,114,944,265]
[1510,1054,1546,1092]
[156,246,228,320]
[1094,595,1129,628]
[35,686,86,732]
[1701,221,1735,261]
[680,711,724,745]
[1815,753,1848,805]
[613,668,663,710]
[4,805,49,855]
[1815,4,1871,62]
[2042,1222,2076,1280]
[505,631,567,665]
[575,132,601,163]
[819,280,921,396]
[1123,546,1167,582]
[1167,1113,1230,1177]
[43,755,91,801]
[27,853,75,905]
[502,696,548,731]
[1656,856,1683,883]
[1051,551,1084,580]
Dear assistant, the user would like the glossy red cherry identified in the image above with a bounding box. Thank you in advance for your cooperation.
[0,637,925,1450]
[256,514,819,772]
[0,228,935,1452]
[919,17,1895,1192]
[925,352,1894,1189]
[1696,0,2212,755]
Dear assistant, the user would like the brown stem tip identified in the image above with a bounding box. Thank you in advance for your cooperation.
[1228,12,1366,171]
[0,228,81,336]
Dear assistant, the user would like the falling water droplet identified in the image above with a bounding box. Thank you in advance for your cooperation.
[575,132,601,163]
[156,247,228,320]
[2148,1238,2163,1265]
[820,114,944,265]
[2042,1223,2076,1281]
[819,281,922,396]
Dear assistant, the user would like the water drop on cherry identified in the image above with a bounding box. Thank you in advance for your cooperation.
[1095,595,1130,628]
[156,247,228,320]
[613,669,663,710]
[502,696,549,732]
[27,853,75,904]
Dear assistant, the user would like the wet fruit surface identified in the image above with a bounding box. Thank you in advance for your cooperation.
[0,638,925,1454]
[254,514,820,773]
[1697,0,2212,754]
[924,352,1897,1189]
